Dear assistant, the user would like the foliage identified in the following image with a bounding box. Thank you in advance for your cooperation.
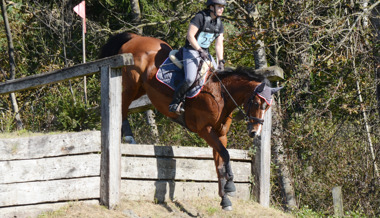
[0,0,379,216]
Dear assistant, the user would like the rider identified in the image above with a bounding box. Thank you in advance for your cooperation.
[168,0,226,115]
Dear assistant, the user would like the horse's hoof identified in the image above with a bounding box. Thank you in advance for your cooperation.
[220,195,232,210]
[123,136,137,144]
[226,191,236,197]
[222,206,233,211]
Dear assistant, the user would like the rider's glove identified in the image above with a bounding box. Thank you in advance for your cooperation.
[198,48,209,61]
[218,59,225,71]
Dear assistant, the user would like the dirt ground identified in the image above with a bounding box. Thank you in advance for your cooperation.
[38,197,293,218]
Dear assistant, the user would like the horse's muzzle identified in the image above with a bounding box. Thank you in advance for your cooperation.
[249,131,257,138]
[247,124,260,138]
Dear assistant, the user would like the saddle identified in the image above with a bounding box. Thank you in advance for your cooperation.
[156,49,213,98]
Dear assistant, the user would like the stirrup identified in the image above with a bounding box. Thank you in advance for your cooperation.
[169,102,184,115]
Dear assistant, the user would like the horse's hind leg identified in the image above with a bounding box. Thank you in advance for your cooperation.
[121,68,145,143]
[122,119,136,144]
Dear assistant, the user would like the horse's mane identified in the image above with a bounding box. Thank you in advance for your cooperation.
[215,66,267,83]
[99,32,137,58]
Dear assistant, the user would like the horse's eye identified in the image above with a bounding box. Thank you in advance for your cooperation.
[261,102,267,110]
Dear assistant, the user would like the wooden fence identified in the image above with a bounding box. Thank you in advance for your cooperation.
[0,131,252,217]
[0,54,133,210]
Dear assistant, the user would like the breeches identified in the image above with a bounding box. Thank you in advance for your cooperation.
[182,47,216,86]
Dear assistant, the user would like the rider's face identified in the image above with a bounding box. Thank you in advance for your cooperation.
[213,4,225,17]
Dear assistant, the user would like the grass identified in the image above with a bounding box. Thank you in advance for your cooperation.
[34,198,294,218]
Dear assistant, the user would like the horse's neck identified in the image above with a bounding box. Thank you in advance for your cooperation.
[222,78,252,111]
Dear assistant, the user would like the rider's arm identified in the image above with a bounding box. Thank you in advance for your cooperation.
[215,33,224,61]
[187,24,202,51]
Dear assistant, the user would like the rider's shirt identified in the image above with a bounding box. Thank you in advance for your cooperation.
[185,10,224,50]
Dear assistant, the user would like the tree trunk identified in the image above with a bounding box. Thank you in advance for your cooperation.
[130,0,142,34]
[145,109,159,144]
[1,0,23,130]
[272,100,298,210]
[253,40,267,69]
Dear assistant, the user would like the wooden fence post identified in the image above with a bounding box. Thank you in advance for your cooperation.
[252,66,284,207]
[332,186,344,217]
[100,65,122,209]
[252,107,272,207]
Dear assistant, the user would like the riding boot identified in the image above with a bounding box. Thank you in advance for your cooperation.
[169,82,191,115]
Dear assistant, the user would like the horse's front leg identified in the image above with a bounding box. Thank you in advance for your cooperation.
[213,149,236,211]
[224,160,236,196]
[199,126,235,210]
[120,68,145,144]
[218,117,236,197]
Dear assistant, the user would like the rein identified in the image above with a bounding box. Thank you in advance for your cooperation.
[210,68,264,125]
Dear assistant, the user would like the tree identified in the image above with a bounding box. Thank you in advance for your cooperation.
[1,0,23,130]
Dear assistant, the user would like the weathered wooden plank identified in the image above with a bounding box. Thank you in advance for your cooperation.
[0,131,101,161]
[121,144,251,161]
[0,200,99,218]
[0,54,133,95]
[0,154,100,184]
[121,180,251,201]
[121,156,251,182]
[128,94,153,113]
[100,66,122,209]
[0,177,100,207]
[254,66,284,82]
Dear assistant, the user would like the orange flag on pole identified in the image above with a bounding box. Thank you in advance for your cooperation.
[73,1,86,33]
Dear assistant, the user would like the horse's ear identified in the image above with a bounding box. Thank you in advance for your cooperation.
[271,86,283,95]
[255,82,266,93]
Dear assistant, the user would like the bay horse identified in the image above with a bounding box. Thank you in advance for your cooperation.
[100,32,281,210]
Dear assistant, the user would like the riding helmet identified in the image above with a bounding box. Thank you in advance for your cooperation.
[206,0,227,6]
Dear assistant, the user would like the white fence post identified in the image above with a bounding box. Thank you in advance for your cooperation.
[260,106,272,207]
[332,186,344,217]
[100,65,122,209]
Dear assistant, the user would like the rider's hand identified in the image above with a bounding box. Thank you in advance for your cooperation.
[218,60,225,71]
[198,48,209,61]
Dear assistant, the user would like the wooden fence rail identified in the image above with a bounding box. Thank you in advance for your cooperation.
[0,54,132,94]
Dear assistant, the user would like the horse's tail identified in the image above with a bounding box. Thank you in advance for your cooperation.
[99,32,137,58]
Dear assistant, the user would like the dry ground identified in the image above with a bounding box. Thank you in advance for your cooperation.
[38,197,293,218]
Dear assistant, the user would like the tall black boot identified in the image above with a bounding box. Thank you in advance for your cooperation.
[169,82,191,115]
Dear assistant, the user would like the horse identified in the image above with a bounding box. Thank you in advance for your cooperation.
[99,32,281,210]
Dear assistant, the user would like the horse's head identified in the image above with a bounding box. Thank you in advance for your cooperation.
[244,82,282,138]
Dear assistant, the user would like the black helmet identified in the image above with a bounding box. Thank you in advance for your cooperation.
[206,0,226,6]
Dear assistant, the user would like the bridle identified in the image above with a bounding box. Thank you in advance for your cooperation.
[199,57,266,127]
[212,71,265,126]
[246,92,265,125]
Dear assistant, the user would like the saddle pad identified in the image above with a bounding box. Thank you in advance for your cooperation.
[156,57,210,98]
